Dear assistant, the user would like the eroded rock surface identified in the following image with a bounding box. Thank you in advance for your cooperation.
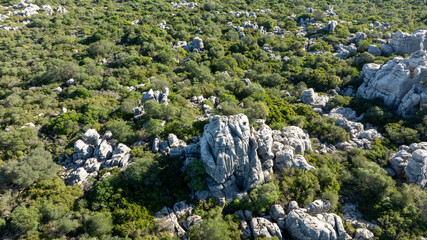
[59,129,132,185]
[357,50,427,117]
[200,114,265,201]
[285,200,351,240]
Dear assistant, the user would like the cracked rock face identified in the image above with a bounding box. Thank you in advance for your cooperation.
[389,30,427,56]
[200,114,265,201]
[250,217,283,239]
[405,148,427,188]
[285,200,350,240]
[357,50,427,117]
[389,142,427,188]
[60,129,132,185]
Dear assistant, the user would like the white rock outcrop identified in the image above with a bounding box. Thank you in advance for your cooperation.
[200,114,265,201]
[387,30,427,56]
[301,88,329,109]
[389,142,427,188]
[59,129,132,185]
[285,200,351,240]
[357,50,427,117]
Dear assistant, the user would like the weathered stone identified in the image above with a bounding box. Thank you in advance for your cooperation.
[301,88,329,109]
[305,200,331,214]
[255,124,275,162]
[285,205,350,240]
[183,215,202,231]
[270,204,286,222]
[287,201,299,213]
[68,167,88,184]
[74,140,93,160]
[354,228,374,240]
[94,140,113,161]
[154,207,186,238]
[368,45,382,56]
[200,114,265,201]
[250,217,283,240]
[357,51,427,117]
[405,149,427,188]
[389,30,427,55]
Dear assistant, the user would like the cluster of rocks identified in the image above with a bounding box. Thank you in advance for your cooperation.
[150,114,314,202]
[341,203,378,230]
[325,107,383,151]
[324,20,338,32]
[300,89,384,151]
[197,115,314,201]
[387,30,427,56]
[173,37,204,52]
[260,44,283,60]
[133,88,170,119]
[59,129,132,185]
[170,1,198,8]
[226,20,287,39]
[228,11,257,18]
[142,88,169,104]
[188,95,218,116]
[157,20,169,30]
[357,50,427,117]
[333,43,357,59]
[301,88,330,112]
[388,142,427,188]
[155,199,376,240]
[369,21,390,30]
[5,1,67,17]
[154,201,197,239]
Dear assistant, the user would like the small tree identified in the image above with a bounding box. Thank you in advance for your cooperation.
[86,212,113,237]
[249,182,280,213]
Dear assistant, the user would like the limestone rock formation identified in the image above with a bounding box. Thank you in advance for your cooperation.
[184,37,204,52]
[389,142,427,188]
[250,217,283,239]
[285,200,351,240]
[301,88,329,109]
[200,114,265,201]
[142,88,169,104]
[405,148,427,188]
[270,204,286,222]
[388,30,427,56]
[354,228,375,240]
[59,129,132,185]
[357,50,427,117]
[368,45,381,56]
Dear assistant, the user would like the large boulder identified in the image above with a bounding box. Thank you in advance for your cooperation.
[200,114,265,201]
[74,140,93,160]
[354,228,375,240]
[250,217,283,239]
[301,88,329,109]
[185,37,204,52]
[142,88,169,104]
[388,143,427,188]
[82,129,100,145]
[389,30,427,56]
[368,45,381,56]
[405,149,427,188]
[285,200,350,240]
[270,204,286,222]
[255,124,275,163]
[154,207,186,238]
[357,50,427,117]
